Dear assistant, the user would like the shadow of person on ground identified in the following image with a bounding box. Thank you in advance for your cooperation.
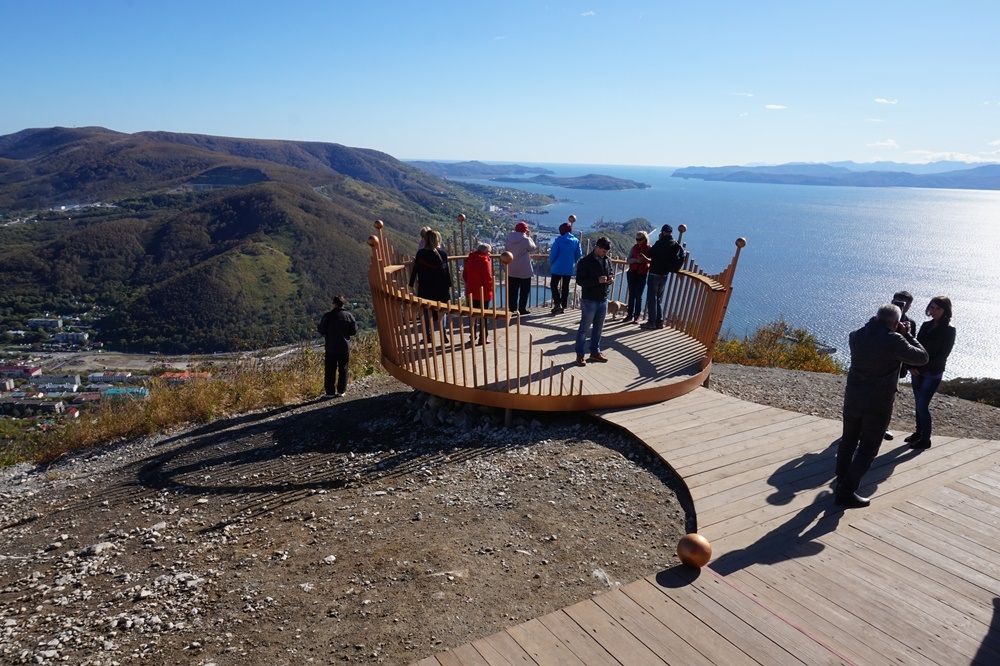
[709,490,843,576]
[766,438,922,506]
[716,439,926,576]
[974,597,1000,665]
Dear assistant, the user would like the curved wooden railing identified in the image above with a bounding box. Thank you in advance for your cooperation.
[366,219,745,410]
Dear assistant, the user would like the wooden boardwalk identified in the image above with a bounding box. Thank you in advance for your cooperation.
[420,389,1000,665]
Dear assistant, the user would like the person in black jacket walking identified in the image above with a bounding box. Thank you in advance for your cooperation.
[836,304,928,508]
[318,295,358,397]
[574,237,614,366]
[907,296,957,450]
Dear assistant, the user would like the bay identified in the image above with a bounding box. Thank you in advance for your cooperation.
[463,164,1000,379]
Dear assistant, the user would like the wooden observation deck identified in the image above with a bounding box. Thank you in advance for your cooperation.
[366,219,746,411]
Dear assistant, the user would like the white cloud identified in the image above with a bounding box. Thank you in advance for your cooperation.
[874,97,898,105]
[864,118,885,123]
[581,10,595,16]
[990,139,1000,146]
[731,92,754,97]
[868,139,899,148]
[764,104,787,110]
[905,149,993,163]
[738,112,749,117]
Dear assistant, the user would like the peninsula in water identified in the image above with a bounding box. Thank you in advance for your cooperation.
[407,160,553,178]
[672,161,1000,191]
[490,173,651,190]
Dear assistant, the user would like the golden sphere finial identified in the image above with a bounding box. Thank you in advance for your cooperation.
[367,235,380,247]
[373,219,384,229]
[568,214,577,224]
[457,213,466,223]
[677,533,713,568]
[736,237,747,248]
[678,223,687,233]
[499,251,514,265]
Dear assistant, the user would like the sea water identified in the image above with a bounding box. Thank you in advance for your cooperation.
[463,164,1000,379]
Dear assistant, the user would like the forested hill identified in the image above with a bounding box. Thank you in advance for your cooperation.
[0,127,482,352]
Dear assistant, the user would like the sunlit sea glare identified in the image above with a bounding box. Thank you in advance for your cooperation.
[464,164,1000,379]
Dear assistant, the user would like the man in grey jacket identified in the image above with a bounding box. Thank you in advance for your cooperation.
[835,304,928,508]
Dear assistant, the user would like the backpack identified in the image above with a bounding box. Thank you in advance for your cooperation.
[664,240,686,273]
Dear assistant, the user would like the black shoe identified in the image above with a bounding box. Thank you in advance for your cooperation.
[904,431,923,443]
[883,431,894,441]
[835,492,871,509]
[575,356,587,367]
[518,309,530,315]
[910,438,931,450]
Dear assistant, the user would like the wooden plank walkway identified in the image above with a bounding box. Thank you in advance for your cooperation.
[420,388,1000,665]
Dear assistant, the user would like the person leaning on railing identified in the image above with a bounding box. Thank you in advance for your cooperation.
[548,221,582,315]
[642,224,687,330]
[409,229,452,341]
[463,243,494,345]
[504,221,536,315]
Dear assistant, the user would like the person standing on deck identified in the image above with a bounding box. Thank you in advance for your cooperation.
[574,237,614,367]
[642,225,686,329]
[463,243,494,345]
[883,289,916,441]
[504,221,536,315]
[317,295,358,398]
[548,221,582,314]
[907,296,957,450]
[835,304,928,508]
[625,231,651,324]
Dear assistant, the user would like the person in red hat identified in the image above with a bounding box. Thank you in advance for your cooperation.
[504,221,536,315]
[462,242,494,344]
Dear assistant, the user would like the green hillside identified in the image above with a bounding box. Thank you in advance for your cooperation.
[0,127,489,351]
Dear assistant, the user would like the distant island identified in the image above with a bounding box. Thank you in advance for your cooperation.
[407,160,553,178]
[491,173,651,191]
[672,162,1000,191]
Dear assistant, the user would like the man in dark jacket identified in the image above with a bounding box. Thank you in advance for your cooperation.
[883,289,916,441]
[836,304,928,508]
[317,295,358,397]
[642,225,687,329]
[574,237,614,366]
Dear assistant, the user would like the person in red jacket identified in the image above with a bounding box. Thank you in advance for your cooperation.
[463,243,494,345]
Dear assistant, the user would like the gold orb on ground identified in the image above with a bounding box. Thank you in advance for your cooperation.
[499,251,514,265]
[677,533,712,568]
[457,213,467,222]
[374,219,384,229]
[736,237,747,248]
[678,223,687,234]
[568,214,577,224]
[367,235,380,247]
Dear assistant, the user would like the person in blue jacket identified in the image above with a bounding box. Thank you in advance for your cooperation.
[548,222,582,314]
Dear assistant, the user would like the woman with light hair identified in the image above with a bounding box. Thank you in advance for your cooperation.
[409,229,452,341]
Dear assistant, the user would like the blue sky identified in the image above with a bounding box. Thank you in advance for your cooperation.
[1,1,998,166]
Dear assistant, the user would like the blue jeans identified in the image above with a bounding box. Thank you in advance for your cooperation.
[626,272,646,320]
[911,371,943,438]
[575,299,607,357]
[646,273,667,325]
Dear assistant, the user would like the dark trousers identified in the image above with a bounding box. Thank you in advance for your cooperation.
[470,299,491,340]
[508,277,531,312]
[911,371,943,438]
[550,274,571,310]
[836,408,892,496]
[626,272,647,320]
[325,351,349,395]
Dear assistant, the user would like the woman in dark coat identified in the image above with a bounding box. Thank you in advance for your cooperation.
[907,295,956,449]
[408,229,452,340]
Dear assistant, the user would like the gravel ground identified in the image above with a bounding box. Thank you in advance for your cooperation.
[3,365,999,665]
[0,375,688,665]
[710,363,1000,440]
